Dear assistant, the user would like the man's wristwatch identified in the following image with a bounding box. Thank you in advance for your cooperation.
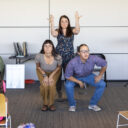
[42,73,47,77]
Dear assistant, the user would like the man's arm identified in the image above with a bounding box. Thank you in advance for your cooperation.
[65,58,84,88]
[95,66,107,83]
[99,66,107,76]
[67,76,84,88]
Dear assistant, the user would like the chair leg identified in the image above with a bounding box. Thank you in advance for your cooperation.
[124,82,128,87]
[6,117,8,128]
[116,114,120,128]
[104,72,107,87]
[10,116,11,128]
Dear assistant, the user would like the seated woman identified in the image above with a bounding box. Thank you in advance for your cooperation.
[35,40,62,111]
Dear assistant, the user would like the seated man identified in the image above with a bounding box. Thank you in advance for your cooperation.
[65,44,107,112]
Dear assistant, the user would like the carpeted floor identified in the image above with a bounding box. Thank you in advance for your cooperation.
[6,82,128,128]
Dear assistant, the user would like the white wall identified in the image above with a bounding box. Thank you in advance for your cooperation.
[0,0,48,26]
[50,0,128,26]
[0,0,128,80]
[106,54,128,80]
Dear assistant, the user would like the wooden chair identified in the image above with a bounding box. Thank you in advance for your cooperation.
[0,94,11,128]
[116,111,128,128]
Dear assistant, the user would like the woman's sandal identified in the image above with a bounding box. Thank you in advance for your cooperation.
[49,105,56,111]
[41,105,48,111]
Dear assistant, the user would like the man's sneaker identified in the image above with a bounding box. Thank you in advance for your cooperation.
[88,105,101,112]
[69,106,76,112]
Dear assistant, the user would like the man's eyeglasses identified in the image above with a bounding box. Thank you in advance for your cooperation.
[80,50,89,54]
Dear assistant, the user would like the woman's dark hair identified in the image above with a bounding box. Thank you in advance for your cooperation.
[40,39,57,57]
[77,44,89,52]
[58,15,73,37]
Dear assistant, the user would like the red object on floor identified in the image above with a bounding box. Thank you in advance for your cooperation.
[25,79,35,84]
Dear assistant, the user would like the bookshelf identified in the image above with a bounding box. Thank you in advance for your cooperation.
[9,54,36,64]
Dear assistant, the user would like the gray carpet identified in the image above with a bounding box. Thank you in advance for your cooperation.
[6,82,128,128]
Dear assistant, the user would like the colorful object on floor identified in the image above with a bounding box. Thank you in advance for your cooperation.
[0,117,4,121]
[25,79,35,84]
[17,123,35,128]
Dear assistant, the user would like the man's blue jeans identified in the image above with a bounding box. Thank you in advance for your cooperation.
[65,73,106,106]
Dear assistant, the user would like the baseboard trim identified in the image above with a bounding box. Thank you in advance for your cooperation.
[107,80,128,82]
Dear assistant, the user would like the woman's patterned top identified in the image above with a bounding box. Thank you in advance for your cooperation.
[56,34,75,66]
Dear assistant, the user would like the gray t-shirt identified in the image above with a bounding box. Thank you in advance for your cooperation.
[35,53,62,72]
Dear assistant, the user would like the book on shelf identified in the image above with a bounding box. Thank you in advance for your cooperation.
[17,42,23,56]
[23,42,28,57]
[13,42,19,56]
[13,42,28,57]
